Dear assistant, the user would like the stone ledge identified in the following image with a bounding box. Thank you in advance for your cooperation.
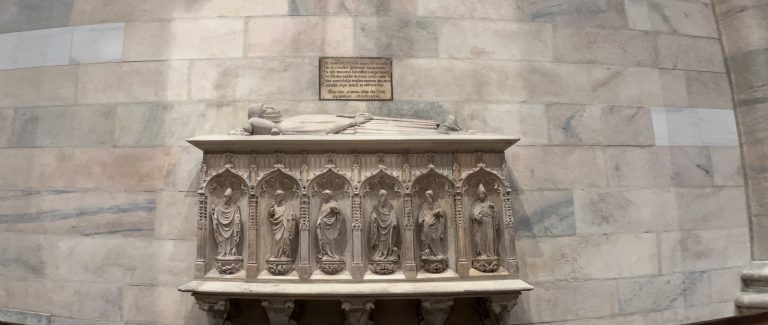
[178,279,532,299]
[187,134,519,153]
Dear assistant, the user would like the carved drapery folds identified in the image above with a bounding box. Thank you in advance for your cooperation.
[258,169,301,276]
[462,166,507,274]
[195,152,518,279]
[362,170,403,275]
[310,169,352,275]
[184,119,529,325]
[412,170,454,274]
[206,169,248,275]
[187,148,527,325]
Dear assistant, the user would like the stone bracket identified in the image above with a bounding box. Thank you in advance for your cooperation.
[195,296,230,325]
[419,298,454,325]
[341,299,375,325]
[479,295,520,325]
[261,299,297,325]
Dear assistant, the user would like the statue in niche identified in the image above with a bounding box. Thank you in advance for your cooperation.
[419,190,448,273]
[370,189,399,274]
[213,188,242,258]
[471,184,499,272]
[317,190,344,262]
[268,190,296,260]
[229,104,469,136]
[266,189,297,275]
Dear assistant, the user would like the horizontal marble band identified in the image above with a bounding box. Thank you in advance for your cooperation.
[179,278,532,299]
[188,134,519,153]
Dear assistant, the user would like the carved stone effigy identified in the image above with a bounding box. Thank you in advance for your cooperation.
[180,106,532,325]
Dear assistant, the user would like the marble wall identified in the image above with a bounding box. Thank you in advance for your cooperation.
[0,0,749,324]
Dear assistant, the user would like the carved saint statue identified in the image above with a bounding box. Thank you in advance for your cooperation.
[268,190,296,260]
[419,190,446,258]
[212,188,242,258]
[471,184,497,258]
[230,104,467,136]
[317,190,343,261]
[370,189,399,261]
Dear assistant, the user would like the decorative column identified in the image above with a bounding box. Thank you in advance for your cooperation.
[246,186,259,278]
[403,192,417,279]
[454,192,469,276]
[351,191,364,279]
[502,191,518,276]
[298,192,311,279]
[196,189,208,278]
[714,0,768,311]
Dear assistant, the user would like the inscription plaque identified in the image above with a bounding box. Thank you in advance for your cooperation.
[320,57,393,101]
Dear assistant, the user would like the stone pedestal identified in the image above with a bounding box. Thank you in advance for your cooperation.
[179,134,532,325]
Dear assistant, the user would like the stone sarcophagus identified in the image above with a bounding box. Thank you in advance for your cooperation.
[179,106,532,325]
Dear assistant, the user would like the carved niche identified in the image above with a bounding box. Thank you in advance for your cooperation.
[412,169,455,274]
[182,109,532,325]
[206,169,248,275]
[361,169,404,275]
[257,168,301,276]
[309,166,352,276]
[462,163,506,274]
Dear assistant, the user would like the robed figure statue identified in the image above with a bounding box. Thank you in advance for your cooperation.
[419,190,446,258]
[317,190,343,261]
[370,189,399,261]
[268,190,296,260]
[212,188,242,258]
[471,184,497,258]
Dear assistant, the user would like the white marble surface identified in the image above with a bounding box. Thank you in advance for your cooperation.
[70,22,124,64]
[187,134,520,153]
[179,278,533,298]
[652,107,738,146]
[0,32,20,69]
[16,27,72,69]
[0,23,124,70]
[698,109,738,146]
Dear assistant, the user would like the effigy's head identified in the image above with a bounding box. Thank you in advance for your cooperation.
[261,106,283,123]
[224,188,233,203]
[247,103,265,119]
[275,189,285,202]
[322,189,332,200]
[378,189,388,202]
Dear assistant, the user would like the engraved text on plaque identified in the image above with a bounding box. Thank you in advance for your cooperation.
[320,57,393,101]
